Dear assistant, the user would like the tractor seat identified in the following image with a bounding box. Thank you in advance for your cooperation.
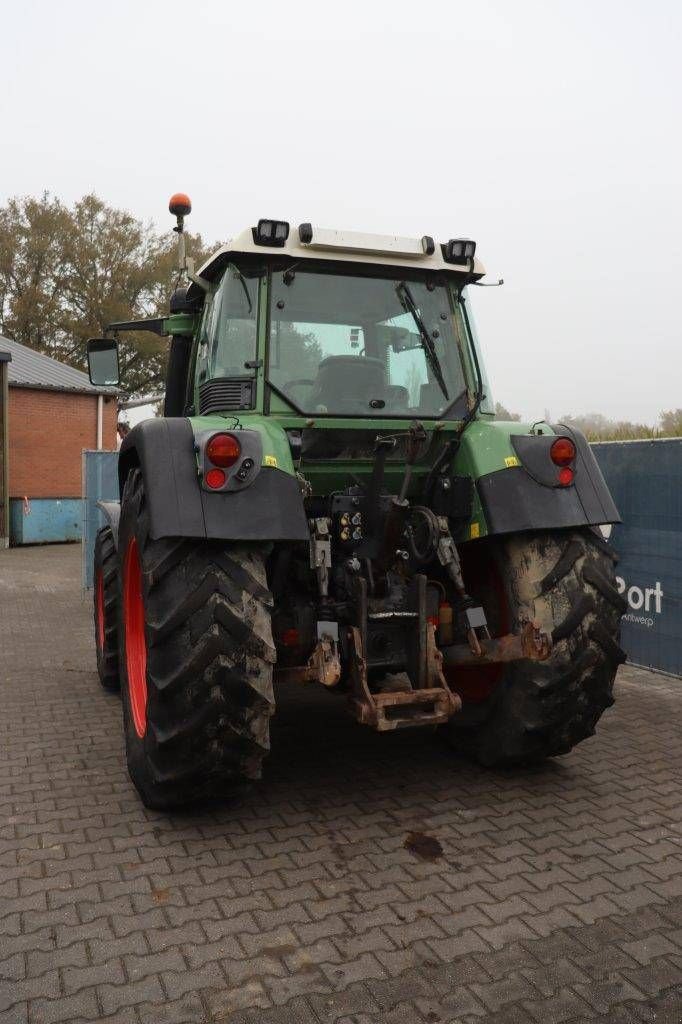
[385,385,410,412]
[310,356,386,413]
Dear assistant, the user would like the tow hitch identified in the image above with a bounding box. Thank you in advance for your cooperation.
[348,619,461,732]
[346,573,461,732]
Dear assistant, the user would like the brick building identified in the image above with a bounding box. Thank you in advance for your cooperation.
[0,336,117,544]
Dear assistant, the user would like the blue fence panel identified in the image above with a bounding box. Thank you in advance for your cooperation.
[82,450,119,590]
[592,439,681,677]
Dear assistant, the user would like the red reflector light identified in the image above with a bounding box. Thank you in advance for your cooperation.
[205,467,226,489]
[280,628,300,647]
[558,466,574,486]
[550,437,576,466]
[206,433,241,467]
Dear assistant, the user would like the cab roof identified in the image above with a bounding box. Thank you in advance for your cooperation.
[191,224,485,293]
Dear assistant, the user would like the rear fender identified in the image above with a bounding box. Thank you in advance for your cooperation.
[118,418,309,543]
[454,420,621,538]
[96,501,121,548]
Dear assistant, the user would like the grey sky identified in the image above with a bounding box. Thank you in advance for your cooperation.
[2,0,680,423]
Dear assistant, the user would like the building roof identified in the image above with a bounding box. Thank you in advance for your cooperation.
[0,335,117,396]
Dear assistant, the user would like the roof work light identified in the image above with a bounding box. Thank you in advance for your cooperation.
[444,239,476,265]
[253,220,290,247]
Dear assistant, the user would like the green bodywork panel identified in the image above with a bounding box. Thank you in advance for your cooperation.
[188,411,556,540]
[452,419,556,539]
[163,313,199,336]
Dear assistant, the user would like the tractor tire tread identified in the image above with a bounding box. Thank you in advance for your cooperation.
[551,592,595,642]
[539,539,583,593]
[583,562,628,613]
[94,526,120,691]
[589,621,627,665]
[119,469,274,810]
[448,528,623,766]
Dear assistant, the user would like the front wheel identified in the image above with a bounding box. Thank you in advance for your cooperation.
[446,528,627,766]
[117,469,276,810]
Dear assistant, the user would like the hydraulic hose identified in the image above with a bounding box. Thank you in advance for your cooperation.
[406,506,440,565]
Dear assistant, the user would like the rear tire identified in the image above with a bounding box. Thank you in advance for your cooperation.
[118,469,275,810]
[446,528,626,766]
[94,526,120,692]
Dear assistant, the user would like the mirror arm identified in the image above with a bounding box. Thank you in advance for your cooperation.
[119,392,165,410]
[105,317,168,337]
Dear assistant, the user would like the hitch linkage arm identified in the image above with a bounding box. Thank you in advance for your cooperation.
[441,620,552,666]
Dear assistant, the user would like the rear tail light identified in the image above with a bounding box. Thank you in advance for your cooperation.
[204,468,226,489]
[550,437,576,466]
[550,436,576,487]
[206,432,241,468]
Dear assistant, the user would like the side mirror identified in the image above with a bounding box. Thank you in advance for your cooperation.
[87,338,120,387]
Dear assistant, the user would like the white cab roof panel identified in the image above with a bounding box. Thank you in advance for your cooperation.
[194,224,485,286]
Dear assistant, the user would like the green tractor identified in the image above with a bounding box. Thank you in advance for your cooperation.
[88,194,625,810]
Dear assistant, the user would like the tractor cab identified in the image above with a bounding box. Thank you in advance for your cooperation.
[184,220,492,430]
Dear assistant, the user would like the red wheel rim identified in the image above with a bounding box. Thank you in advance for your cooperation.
[95,568,105,652]
[447,544,512,705]
[123,537,147,738]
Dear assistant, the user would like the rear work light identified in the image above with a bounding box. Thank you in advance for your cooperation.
[206,432,241,468]
[253,219,289,247]
[444,238,476,265]
[550,437,577,466]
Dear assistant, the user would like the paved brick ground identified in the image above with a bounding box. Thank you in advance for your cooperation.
[1,544,681,1024]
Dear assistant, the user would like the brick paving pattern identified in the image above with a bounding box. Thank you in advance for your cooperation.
[0,544,681,1023]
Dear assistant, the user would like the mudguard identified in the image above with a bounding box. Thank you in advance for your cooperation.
[475,425,620,536]
[117,418,309,544]
[96,501,121,545]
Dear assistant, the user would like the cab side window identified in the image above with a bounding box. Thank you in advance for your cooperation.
[206,265,258,381]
